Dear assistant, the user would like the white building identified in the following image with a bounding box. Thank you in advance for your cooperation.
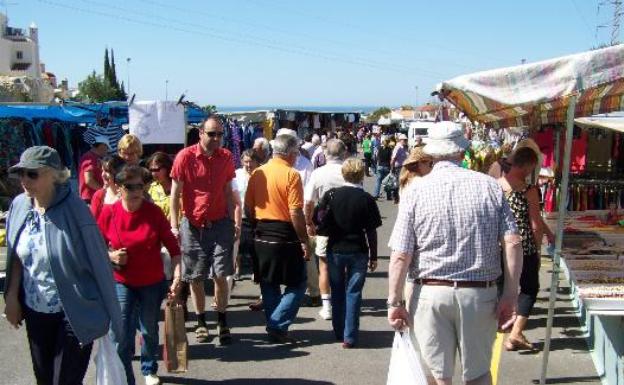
[0,12,41,79]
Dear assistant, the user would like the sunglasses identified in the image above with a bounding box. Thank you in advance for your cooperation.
[149,167,164,172]
[16,169,40,180]
[122,183,145,192]
[204,131,224,138]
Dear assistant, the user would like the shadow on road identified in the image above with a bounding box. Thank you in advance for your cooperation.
[530,375,602,384]
[160,377,335,385]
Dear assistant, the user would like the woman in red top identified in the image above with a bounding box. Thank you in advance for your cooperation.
[97,165,181,385]
[90,155,125,221]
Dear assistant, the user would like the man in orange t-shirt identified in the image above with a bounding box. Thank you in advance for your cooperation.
[245,134,310,344]
[170,116,237,345]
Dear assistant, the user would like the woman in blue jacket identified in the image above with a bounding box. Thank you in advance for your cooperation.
[2,146,123,385]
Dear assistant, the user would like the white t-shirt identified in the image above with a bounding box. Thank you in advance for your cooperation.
[294,154,313,187]
[304,160,346,203]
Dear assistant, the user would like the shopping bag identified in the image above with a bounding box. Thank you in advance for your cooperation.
[93,333,128,385]
[386,331,428,385]
[163,301,188,373]
[382,173,398,190]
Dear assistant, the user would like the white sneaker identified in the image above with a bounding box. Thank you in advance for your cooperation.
[144,374,161,385]
[318,307,332,320]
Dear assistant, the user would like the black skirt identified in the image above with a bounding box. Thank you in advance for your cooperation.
[254,220,305,286]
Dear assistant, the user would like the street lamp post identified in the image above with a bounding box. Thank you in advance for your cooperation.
[165,80,169,101]
[414,85,419,108]
[126,57,131,95]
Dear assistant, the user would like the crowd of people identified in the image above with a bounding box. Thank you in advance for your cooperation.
[1,117,549,385]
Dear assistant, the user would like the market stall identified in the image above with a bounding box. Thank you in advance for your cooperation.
[434,43,624,385]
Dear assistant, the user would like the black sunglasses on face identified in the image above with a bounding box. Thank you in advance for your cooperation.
[16,169,40,180]
[205,131,224,138]
[123,183,145,192]
[149,167,163,172]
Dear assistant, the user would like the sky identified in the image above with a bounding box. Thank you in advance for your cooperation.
[4,0,620,107]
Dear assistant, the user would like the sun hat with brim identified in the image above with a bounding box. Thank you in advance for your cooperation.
[402,147,433,167]
[423,121,471,156]
[9,146,62,173]
[398,133,408,141]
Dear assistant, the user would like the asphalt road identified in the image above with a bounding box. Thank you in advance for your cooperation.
[0,174,601,385]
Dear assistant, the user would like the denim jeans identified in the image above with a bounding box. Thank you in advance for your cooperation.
[112,280,166,385]
[374,166,390,198]
[260,278,306,333]
[327,252,368,345]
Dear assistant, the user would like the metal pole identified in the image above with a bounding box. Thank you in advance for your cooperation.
[126,57,131,95]
[165,80,169,101]
[539,94,577,385]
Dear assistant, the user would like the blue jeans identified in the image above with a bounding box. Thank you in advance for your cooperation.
[327,252,368,345]
[260,278,306,333]
[112,280,166,385]
[374,166,390,198]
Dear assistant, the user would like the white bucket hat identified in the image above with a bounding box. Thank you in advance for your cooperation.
[423,121,470,156]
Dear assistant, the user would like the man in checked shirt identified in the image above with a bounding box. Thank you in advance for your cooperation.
[387,121,523,385]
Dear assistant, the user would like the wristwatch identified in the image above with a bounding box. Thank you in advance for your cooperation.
[386,299,405,308]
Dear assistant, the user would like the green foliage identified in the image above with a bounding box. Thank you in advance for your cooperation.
[77,48,127,101]
[400,105,414,110]
[77,71,120,102]
[368,106,391,122]
[202,105,217,114]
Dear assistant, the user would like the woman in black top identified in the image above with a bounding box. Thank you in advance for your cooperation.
[373,138,393,199]
[323,158,382,348]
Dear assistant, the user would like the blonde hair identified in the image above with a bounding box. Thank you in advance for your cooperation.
[117,134,143,157]
[341,157,365,184]
[399,147,433,190]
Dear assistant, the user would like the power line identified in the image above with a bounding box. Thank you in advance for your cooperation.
[43,0,448,77]
[237,0,515,66]
[570,0,594,38]
[134,0,485,73]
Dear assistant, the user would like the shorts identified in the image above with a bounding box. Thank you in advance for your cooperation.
[412,284,497,381]
[180,217,235,281]
[315,235,329,258]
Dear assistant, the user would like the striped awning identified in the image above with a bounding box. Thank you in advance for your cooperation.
[434,44,624,128]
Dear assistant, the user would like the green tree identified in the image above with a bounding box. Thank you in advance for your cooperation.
[368,106,391,122]
[400,105,414,110]
[202,105,217,114]
[77,71,119,102]
[104,48,111,84]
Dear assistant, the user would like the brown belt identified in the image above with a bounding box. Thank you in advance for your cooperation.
[415,278,497,288]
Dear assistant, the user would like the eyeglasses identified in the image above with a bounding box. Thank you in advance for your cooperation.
[149,167,163,173]
[16,169,40,180]
[122,183,145,192]
[204,131,224,138]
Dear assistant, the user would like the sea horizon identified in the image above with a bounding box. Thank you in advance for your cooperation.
[216,105,379,114]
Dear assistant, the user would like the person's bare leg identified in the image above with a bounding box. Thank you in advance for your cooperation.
[465,372,492,385]
[318,256,330,295]
[190,280,206,316]
[433,378,452,385]
[214,276,229,313]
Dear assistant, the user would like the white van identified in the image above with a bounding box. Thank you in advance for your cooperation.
[407,120,436,147]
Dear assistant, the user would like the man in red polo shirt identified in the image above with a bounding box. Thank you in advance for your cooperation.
[170,116,237,345]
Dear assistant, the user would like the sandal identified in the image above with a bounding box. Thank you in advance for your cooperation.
[195,326,209,343]
[504,336,534,351]
[217,325,232,345]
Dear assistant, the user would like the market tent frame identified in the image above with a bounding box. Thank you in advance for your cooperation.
[434,43,624,385]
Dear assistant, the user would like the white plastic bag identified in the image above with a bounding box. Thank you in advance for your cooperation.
[93,333,128,385]
[386,331,428,385]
